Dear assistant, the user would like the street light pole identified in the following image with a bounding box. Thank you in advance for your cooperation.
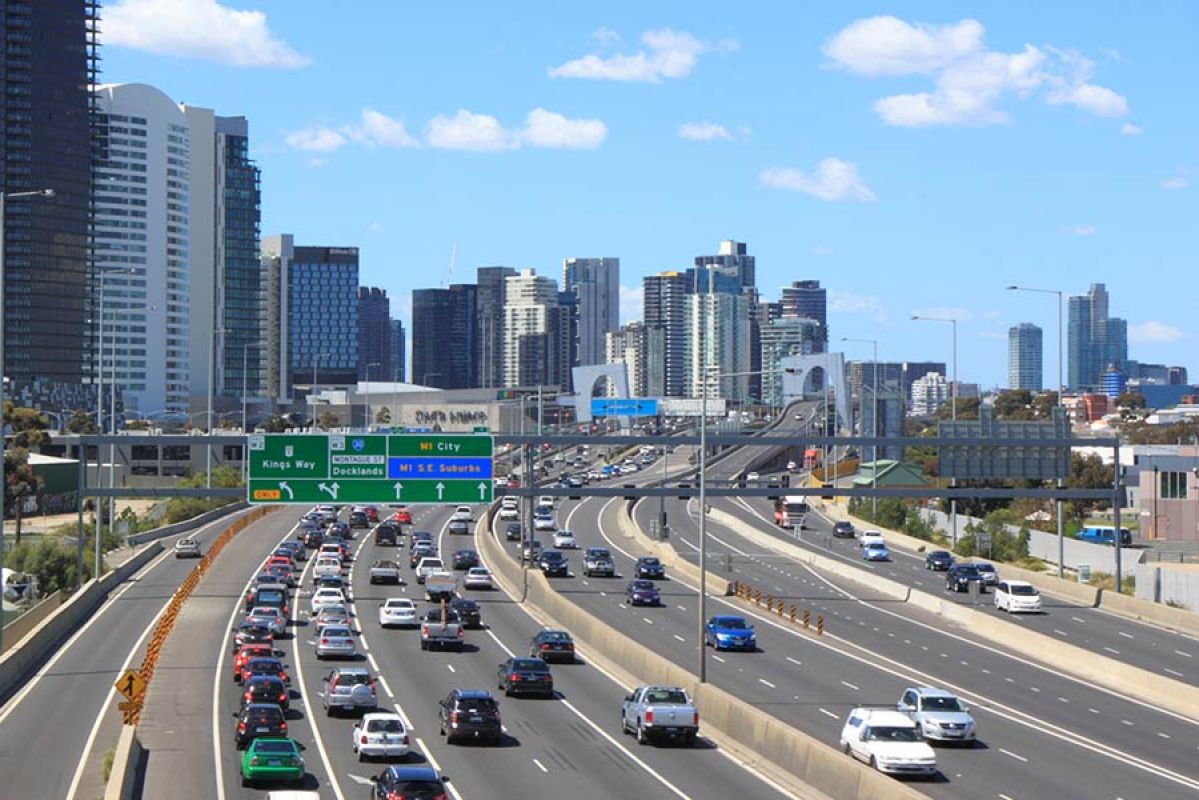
[1,189,55,643]
[842,337,879,518]
[206,327,226,489]
[1007,284,1067,578]
[365,362,380,429]
[912,315,959,545]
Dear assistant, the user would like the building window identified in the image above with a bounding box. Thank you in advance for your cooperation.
[1160,470,1189,500]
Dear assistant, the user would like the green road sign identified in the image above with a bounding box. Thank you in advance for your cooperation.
[247,433,494,505]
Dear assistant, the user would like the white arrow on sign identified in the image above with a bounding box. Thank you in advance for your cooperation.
[318,481,340,500]
[393,482,403,500]
[435,482,445,500]
[477,481,487,500]
[278,481,294,500]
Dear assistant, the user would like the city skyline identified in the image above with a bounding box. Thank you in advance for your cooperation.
[97,3,1199,390]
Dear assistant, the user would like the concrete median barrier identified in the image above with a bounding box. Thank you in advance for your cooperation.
[476,504,929,800]
[103,724,143,800]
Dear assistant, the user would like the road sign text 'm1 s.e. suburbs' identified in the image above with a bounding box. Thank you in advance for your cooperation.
[247,433,494,505]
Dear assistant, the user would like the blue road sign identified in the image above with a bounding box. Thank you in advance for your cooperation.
[590,397,659,417]
[388,457,494,479]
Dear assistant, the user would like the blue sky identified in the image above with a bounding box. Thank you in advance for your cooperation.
[100,1,1198,389]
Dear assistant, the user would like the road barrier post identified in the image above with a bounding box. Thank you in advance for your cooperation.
[789,604,797,623]
[766,595,773,612]
[802,608,810,629]
[754,590,761,606]
[817,615,824,636]
[776,601,784,618]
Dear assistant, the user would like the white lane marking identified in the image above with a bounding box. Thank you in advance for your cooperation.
[533,758,549,773]
[1053,629,1069,637]
[1175,650,1193,659]
[786,657,802,667]
[999,794,1015,800]
[712,654,726,663]
[840,680,860,691]
[1030,687,1041,693]
[1165,667,1185,677]
[1122,720,1134,726]
[1089,708,1100,714]
[367,652,380,671]
[377,674,394,700]
[759,678,776,689]
[1000,748,1028,763]
[818,708,839,720]
[1118,631,1135,639]
[1159,732,1172,739]
[674,634,686,642]
[1058,697,1069,704]
[1072,616,1087,624]
[417,737,465,800]
[1104,646,1121,655]
[643,617,655,625]
[447,664,456,673]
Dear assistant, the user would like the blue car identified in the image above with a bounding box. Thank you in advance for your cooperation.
[704,615,756,651]
[862,543,890,562]
[625,579,660,606]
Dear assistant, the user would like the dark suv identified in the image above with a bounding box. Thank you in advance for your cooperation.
[349,510,370,529]
[438,689,502,745]
[233,702,288,749]
[946,563,987,593]
[370,765,450,799]
[924,550,954,571]
[538,550,569,577]
[505,522,522,542]
[374,523,399,546]
[832,521,856,538]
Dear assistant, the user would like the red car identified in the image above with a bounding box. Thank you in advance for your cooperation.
[233,643,274,682]
[365,506,379,522]
[390,508,411,524]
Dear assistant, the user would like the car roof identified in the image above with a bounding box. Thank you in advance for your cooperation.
[711,615,745,623]
[332,666,369,675]
[857,709,917,727]
[912,686,956,698]
[1001,579,1034,587]
[455,689,493,699]
[384,765,441,781]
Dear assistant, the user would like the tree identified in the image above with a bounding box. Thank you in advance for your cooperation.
[125,419,151,431]
[931,396,981,422]
[261,415,288,433]
[65,409,99,434]
[992,389,1035,421]
[375,406,392,425]
[4,402,51,450]
[4,448,43,544]
[1114,391,1146,410]
[317,411,339,430]
[1068,453,1114,521]
[1033,391,1060,420]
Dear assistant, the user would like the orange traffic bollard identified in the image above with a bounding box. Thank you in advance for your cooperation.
[776,601,784,617]
[817,615,824,636]
[789,605,797,624]
[754,590,761,606]
[802,608,810,630]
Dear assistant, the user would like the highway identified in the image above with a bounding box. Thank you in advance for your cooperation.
[502,441,1199,800]
[137,503,794,800]
[0,508,256,800]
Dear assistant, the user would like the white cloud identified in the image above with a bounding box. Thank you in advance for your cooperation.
[619,285,644,325]
[912,306,974,322]
[759,157,876,202]
[1160,174,1190,190]
[810,246,833,257]
[829,291,887,322]
[592,26,622,47]
[346,109,418,148]
[1121,122,1143,135]
[678,122,734,141]
[425,110,515,152]
[549,28,733,82]
[1061,224,1097,237]
[103,0,308,68]
[285,126,346,153]
[519,108,607,149]
[826,16,1129,128]
[1130,321,1184,344]
[366,222,384,235]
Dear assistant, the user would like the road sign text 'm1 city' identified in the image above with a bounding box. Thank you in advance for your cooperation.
[247,433,494,505]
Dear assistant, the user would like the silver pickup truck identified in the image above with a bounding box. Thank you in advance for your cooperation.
[620,685,699,746]
[419,608,464,651]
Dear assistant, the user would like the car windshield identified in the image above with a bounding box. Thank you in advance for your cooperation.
[646,689,688,704]
[511,659,547,671]
[540,631,570,642]
[322,626,351,637]
[640,558,659,566]
[542,552,563,561]
[248,658,281,671]
[246,708,282,723]
[956,566,981,577]
[459,697,497,712]
[337,672,369,686]
[976,564,996,573]
[1010,584,1039,596]
[714,618,747,629]
[922,696,964,712]
[587,549,610,558]
[257,590,285,604]
[385,600,413,609]
[867,726,921,742]
[630,581,654,590]
[468,568,489,575]
[254,740,296,754]
[367,718,404,733]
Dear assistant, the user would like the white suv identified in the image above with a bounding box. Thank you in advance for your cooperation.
[994,580,1042,613]
[897,687,976,744]
[858,530,885,549]
[839,707,937,776]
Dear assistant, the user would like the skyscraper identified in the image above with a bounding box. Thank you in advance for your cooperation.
[412,284,477,389]
[357,287,391,381]
[642,271,689,397]
[475,266,516,388]
[389,318,406,383]
[1067,294,1093,391]
[562,257,619,366]
[760,317,822,406]
[501,269,562,388]
[1,0,96,383]
[694,239,754,288]
[684,290,751,402]
[1067,283,1122,391]
[606,322,648,397]
[1008,323,1043,391]
[780,280,828,352]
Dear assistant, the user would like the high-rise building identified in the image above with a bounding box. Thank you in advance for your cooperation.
[847,362,905,399]
[1067,294,1093,391]
[475,266,516,388]
[1068,283,1125,391]
[760,317,822,406]
[389,318,406,383]
[780,280,828,352]
[693,241,760,398]
[902,361,948,402]
[562,257,619,366]
[412,284,477,389]
[261,234,359,400]
[501,270,564,388]
[910,372,949,416]
[1105,316,1128,374]
[357,287,391,381]
[684,291,751,402]
[1,0,97,384]
[606,322,648,397]
[93,84,195,415]
[643,271,689,397]
[1008,322,1043,391]
[694,239,754,288]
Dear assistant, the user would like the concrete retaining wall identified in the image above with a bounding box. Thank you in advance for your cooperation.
[0,589,66,654]
[103,724,143,800]
[478,507,928,800]
[127,501,248,546]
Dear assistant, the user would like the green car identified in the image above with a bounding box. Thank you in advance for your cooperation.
[240,737,305,787]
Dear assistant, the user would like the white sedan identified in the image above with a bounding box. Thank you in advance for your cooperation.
[352,712,410,762]
[310,587,347,614]
[377,597,417,627]
[534,516,556,531]
[463,567,493,590]
[499,506,519,521]
[247,606,287,636]
[553,530,578,549]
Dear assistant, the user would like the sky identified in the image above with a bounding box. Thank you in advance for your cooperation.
[98,1,1198,390]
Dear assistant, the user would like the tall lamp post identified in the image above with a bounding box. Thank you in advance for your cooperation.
[364,362,380,429]
[912,315,959,545]
[0,188,54,648]
[1007,284,1067,578]
[842,337,879,518]
[206,328,227,489]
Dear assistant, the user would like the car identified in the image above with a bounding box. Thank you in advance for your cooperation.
[248,606,287,636]
[315,625,356,660]
[564,474,584,488]
[368,560,402,585]
[975,562,999,586]
[365,506,379,523]
[322,667,377,716]
[945,564,987,593]
[277,541,306,562]
[234,702,289,750]
[993,580,1042,613]
[314,574,350,597]
[862,543,891,562]
[310,587,347,614]
[745,471,760,483]
[244,656,290,685]
[625,579,660,606]
[520,539,543,562]
[438,689,502,745]
[897,687,977,745]
[233,643,275,683]
[529,629,575,662]
[411,530,434,545]
[504,522,523,542]
[451,549,480,570]
[420,608,465,651]
[634,556,665,579]
[232,622,274,654]
[174,537,202,558]
[496,657,554,697]
[352,712,410,762]
[390,507,412,524]
[621,685,699,746]
[246,583,289,615]
[303,530,324,549]
[367,766,449,799]
[704,615,756,651]
[377,597,418,628]
[533,515,556,532]
[463,567,494,590]
[538,550,569,577]
[349,511,370,529]
[452,505,473,522]
[858,530,885,549]
[582,547,615,577]
[839,708,937,777]
[239,737,305,788]
[787,460,799,472]
[448,519,470,536]
[409,544,437,569]
[264,564,296,588]
[924,550,954,571]
[314,605,352,632]
[552,530,577,549]
[313,557,343,580]
[415,557,446,584]
[374,524,398,546]
[832,521,856,538]
[241,675,289,712]
[329,522,352,541]
[499,505,520,521]
[448,597,482,629]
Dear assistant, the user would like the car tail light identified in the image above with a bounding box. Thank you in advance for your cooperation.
[249,757,260,766]
[540,643,550,650]
[320,638,329,645]
[421,624,429,635]
[237,722,246,732]
[243,691,251,702]
[693,711,700,726]
[450,711,459,725]
[280,722,287,732]
[457,628,464,637]
[645,709,654,724]
[401,734,409,745]
[279,692,287,702]
[361,735,369,744]
[511,674,520,682]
